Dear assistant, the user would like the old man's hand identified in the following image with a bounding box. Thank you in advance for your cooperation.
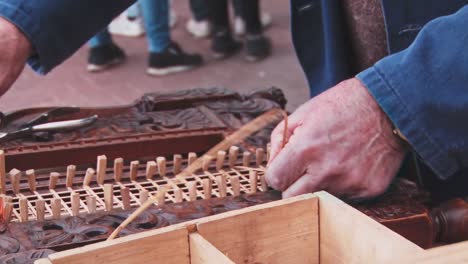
[266,78,407,199]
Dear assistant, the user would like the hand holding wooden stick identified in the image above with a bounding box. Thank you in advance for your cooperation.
[106,108,288,241]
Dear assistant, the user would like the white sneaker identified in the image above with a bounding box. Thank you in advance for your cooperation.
[234,12,273,36]
[186,18,212,38]
[109,14,145,37]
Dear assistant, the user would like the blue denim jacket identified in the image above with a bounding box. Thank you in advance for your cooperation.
[0,0,133,74]
[291,0,468,198]
[0,0,467,197]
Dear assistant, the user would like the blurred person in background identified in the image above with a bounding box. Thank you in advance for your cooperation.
[203,0,271,61]
[108,1,177,38]
[186,0,272,38]
[87,0,202,76]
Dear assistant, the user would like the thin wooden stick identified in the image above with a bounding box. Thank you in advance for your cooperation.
[139,190,149,204]
[173,154,182,174]
[19,198,28,222]
[36,199,45,221]
[260,174,268,192]
[242,151,252,166]
[9,168,21,195]
[202,155,212,171]
[113,158,124,182]
[188,181,197,201]
[104,184,114,211]
[96,155,107,185]
[156,157,166,177]
[3,202,12,223]
[230,176,241,197]
[256,148,265,166]
[25,169,36,192]
[202,178,212,199]
[216,175,227,198]
[188,152,197,166]
[174,188,183,203]
[66,165,76,188]
[107,186,167,240]
[130,161,139,181]
[145,161,157,179]
[51,198,62,219]
[86,196,97,214]
[71,192,80,216]
[215,150,226,171]
[157,187,166,205]
[49,172,60,190]
[249,171,258,193]
[83,168,95,187]
[120,187,131,210]
[228,146,239,168]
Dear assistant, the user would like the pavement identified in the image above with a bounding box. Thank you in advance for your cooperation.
[0,1,309,113]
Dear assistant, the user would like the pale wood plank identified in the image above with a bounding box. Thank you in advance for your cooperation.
[34,259,53,264]
[316,191,424,264]
[47,225,190,264]
[196,194,319,264]
[393,241,468,264]
[189,233,234,264]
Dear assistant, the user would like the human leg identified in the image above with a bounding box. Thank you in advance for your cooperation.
[207,0,242,59]
[233,0,272,36]
[239,0,271,62]
[139,0,203,75]
[88,29,113,48]
[189,0,209,21]
[87,28,126,72]
[186,0,212,38]
[138,0,170,53]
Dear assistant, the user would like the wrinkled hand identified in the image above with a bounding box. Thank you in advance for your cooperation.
[0,17,32,96]
[266,78,407,200]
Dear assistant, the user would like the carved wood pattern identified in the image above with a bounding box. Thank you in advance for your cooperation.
[0,87,286,170]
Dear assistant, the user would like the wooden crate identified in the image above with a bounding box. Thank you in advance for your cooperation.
[35,191,424,264]
[393,241,468,264]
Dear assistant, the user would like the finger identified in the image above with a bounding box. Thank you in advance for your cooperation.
[265,140,307,191]
[268,104,310,164]
[282,172,322,198]
[268,120,287,164]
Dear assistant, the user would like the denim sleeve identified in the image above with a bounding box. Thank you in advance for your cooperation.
[357,5,468,180]
[0,0,134,74]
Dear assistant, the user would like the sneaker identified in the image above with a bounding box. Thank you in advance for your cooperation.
[147,42,203,76]
[87,43,126,72]
[186,18,211,38]
[245,34,271,62]
[109,14,145,37]
[211,30,242,59]
[234,12,273,36]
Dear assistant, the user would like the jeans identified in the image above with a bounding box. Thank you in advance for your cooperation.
[206,0,261,34]
[88,0,170,53]
[189,0,209,21]
[189,0,243,22]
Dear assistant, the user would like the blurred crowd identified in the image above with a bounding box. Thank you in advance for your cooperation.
[87,0,272,76]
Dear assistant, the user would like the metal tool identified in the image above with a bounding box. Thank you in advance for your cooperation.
[0,115,98,141]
